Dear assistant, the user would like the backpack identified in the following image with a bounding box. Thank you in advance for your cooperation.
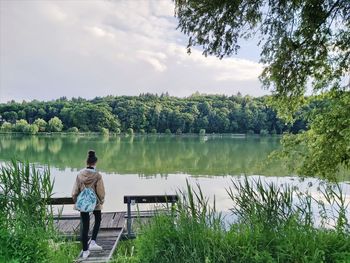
[76,185,97,212]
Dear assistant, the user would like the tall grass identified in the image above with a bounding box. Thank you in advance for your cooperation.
[116,177,350,263]
[0,160,78,263]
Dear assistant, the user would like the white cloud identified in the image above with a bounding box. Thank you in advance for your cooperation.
[0,0,268,103]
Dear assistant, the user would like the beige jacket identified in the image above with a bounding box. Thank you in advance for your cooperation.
[72,168,105,211]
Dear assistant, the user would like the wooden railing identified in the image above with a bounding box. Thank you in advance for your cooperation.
[46,194,179,238]
[123,195,178,238]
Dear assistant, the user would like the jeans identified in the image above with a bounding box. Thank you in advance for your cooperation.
[80,210,101,251]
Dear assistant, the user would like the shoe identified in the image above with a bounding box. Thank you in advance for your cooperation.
[82,250,90,259]
[89,240,103,251]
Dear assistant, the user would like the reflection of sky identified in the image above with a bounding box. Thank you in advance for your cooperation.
[51,167,350,228]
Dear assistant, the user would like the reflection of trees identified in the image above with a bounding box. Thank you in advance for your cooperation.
[48,137,63,154]
[0,135,300,177]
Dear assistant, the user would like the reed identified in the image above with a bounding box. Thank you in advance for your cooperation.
[0,160,79,263]
[115,177,350,263]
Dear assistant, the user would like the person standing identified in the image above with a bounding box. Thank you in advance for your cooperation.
[72,150,105,260]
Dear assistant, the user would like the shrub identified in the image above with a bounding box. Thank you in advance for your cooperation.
[24,124,39,135]
[140,129,146,135]
[151,128,157,134]
[67,127,79,133]
[165,128,171,135]
[176,128,182,135]
[199,129,206,135]
[115,128,121,135]
[48,117,63,132]
[1,121,12,132]
[127,128,134,135]
[14,119,29,132]
[34,118,47,132]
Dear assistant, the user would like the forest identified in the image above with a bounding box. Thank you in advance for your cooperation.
[0,94,306,135]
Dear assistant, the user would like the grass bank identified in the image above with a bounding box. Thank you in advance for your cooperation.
[114,178,350,263]
[0,160,79,263]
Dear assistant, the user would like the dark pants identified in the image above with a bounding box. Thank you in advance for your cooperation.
[80,210,101,251]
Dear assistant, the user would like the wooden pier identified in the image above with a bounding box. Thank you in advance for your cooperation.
[54,211,125,263]
[49,195,178,263]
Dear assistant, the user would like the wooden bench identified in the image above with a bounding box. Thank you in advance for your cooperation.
[123,195,178,238]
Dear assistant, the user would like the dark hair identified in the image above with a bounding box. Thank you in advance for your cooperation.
[87,150,98,165]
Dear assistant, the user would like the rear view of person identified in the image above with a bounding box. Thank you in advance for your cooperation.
[72,150,105,260]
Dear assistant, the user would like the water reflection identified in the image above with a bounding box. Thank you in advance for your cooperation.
[0,134,286,176]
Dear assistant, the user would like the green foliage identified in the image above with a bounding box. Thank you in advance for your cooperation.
[14,119,29,132]
[113,240,139,263]
[150,128,157,134]
[48,117,63,132]
[34,118,47,132]
[126,179,350,263]
[176,128,182,135]
[0,95,305,135]
[277,91,350,178]
[165,128,171,134]
[174,0,350,178]
[139,129,146,135]
[115,128,121,135]
[0,160,78,262]
[1,121,12,132]
[24,124,39,135]
[175,0,349,112]
[199,128,206,135]
[67,127,79,133]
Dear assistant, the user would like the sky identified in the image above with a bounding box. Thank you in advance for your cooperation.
[0,0,268,103]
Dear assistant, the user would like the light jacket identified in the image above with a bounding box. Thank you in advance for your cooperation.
[72,168,105,211]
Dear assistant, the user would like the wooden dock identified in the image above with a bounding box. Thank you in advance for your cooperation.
[54,211,126,263]
[50,195,178,262]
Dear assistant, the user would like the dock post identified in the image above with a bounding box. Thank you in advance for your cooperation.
[127,196,134,238]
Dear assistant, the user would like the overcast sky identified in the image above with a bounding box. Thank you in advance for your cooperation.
[0,0,269,103]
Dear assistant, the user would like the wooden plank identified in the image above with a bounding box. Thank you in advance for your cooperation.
[124,209,171,218]
[100,212,115,229]
[106,228,123,261]
[124,195,178,204]
[76,228,124,262]
[116,214,126,229]
[47,197,74,205]
[111,212,125,229]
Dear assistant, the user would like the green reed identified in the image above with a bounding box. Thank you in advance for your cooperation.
[0,160,79,263]
[115,177,350,263]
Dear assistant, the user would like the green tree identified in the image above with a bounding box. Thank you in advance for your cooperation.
[34,118,47,132]
[1,122,12,132]
[24,124,39,135]
[14,119,29,132]
[48,117,63,132]
[175,0,350,177]
[67,127,79,133]
[3,111,18,123]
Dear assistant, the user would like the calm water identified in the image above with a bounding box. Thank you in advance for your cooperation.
[0,134,349,215]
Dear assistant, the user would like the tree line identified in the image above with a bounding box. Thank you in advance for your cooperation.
[0,94,306,135]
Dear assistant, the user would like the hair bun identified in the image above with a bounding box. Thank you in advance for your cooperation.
[88,150,95,157]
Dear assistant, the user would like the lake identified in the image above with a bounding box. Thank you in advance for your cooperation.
[0,134,349,216]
